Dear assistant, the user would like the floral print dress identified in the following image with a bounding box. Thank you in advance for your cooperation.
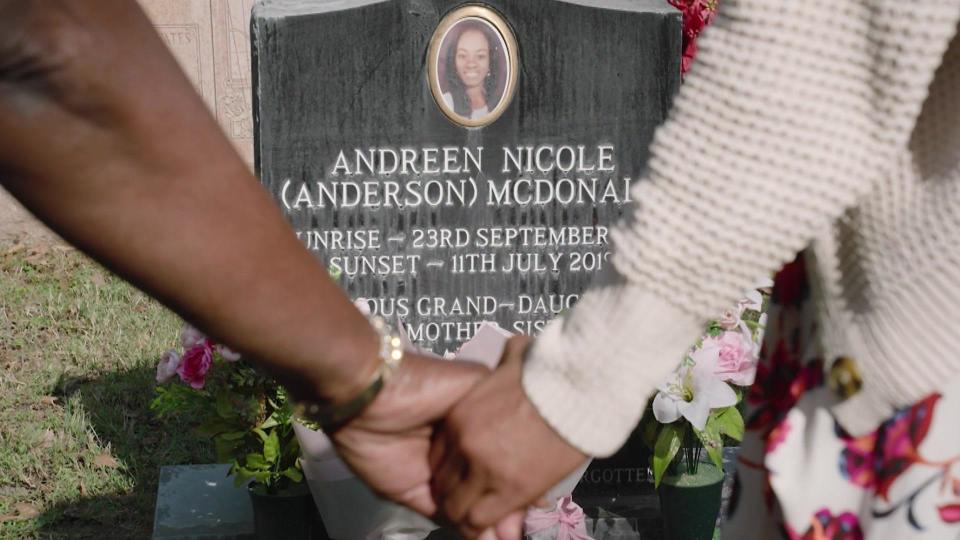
[722,255,960,539]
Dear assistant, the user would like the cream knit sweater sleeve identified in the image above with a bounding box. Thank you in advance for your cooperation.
[523,0,960,457]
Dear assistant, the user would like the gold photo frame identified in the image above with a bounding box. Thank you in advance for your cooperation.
[427,5,519,128]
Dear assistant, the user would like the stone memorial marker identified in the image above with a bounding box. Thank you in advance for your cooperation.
[252,0,680,509]
[153,464,255,539]
[139,0,257,166]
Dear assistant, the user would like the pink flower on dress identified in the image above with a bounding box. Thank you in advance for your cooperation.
[839,394,941,501]
[747,341,824,442]
[839,431,877,490]
[155,350,181,383]
[706,328,759,386]
[939,504,960,524]
[177,343,213,389]
[766,417,792,454]
[788,509,863,540]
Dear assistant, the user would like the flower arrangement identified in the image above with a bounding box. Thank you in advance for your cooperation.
[668,0,719,74]
[151,324,303,494]
[643,290,767,487]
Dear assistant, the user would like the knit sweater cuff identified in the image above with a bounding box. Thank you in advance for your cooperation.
[521,267,702,457]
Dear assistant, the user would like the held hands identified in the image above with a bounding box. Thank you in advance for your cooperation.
[330,336,587,539]
[329,351,488,517]
[429,336,589,538]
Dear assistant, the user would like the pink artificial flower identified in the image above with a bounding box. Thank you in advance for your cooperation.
[177,343,213,389]
[718,308,740,330]
[156,349,181,384]
[706,328,758,386]
[180,323,206,349]
[216,345,241,362]
[353,297,372,316]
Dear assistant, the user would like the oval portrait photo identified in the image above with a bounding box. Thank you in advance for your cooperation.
[428,6,518,128]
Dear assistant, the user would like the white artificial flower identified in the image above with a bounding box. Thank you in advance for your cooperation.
[180,323,206,349]
[156,349,181,383]
[353,297,372,316]
[756,312,769,343]
[217,345,242,362]
[739,289,764,314]
[652,345,737,430]
[755,277,774,290]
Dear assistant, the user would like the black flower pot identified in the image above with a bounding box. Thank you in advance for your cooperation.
[248,482,326,540]
[657,461,723,540]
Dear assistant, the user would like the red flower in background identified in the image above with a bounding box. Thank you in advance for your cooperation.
[177,341,213,389]
[772,257,810,307]
[746,339,824,442]
[669,0,719,73]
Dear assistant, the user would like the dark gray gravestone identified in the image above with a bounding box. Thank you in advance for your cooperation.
[153,464,254,539]
[252,0,680,508]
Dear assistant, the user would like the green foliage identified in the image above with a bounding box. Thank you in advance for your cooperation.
[694,416,724,471]
[714,405,745,442]
[151,349,303,494]
[653,424,684,488]
[705,321,724,338]
[644,289,769,484]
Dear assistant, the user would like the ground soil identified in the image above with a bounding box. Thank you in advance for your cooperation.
[0,188,62,247]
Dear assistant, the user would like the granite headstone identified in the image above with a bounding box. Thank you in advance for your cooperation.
[252,0,680,505]
[153,464,255,539]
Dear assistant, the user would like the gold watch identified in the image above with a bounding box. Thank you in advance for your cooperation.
[293,315,404,431]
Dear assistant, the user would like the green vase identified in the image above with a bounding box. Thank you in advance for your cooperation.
[657,461,724,540]
[248,482,327,539]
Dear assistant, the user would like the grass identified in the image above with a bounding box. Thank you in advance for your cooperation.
[0,242,213,539]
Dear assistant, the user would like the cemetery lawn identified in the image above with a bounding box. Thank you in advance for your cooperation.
[0,242,213,539]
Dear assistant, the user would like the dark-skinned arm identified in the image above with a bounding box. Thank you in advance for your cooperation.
[0,0,376,402]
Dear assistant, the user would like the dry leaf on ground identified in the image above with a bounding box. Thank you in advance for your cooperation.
[14,503,39,519]
[24,245,50,266]
[93,453,119,469]
[0,502,41,522]
[38,429,56,449]
[90,272,106,287]
[3,243,25,257]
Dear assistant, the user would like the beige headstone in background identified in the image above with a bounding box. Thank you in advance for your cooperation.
[139,0,256,165]
[0,1,256,244]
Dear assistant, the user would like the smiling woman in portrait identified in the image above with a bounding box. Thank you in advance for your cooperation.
[442,19,502,120]
[429,7,518,128]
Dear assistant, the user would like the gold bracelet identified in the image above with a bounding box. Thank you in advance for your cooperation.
[294,315,404,431]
